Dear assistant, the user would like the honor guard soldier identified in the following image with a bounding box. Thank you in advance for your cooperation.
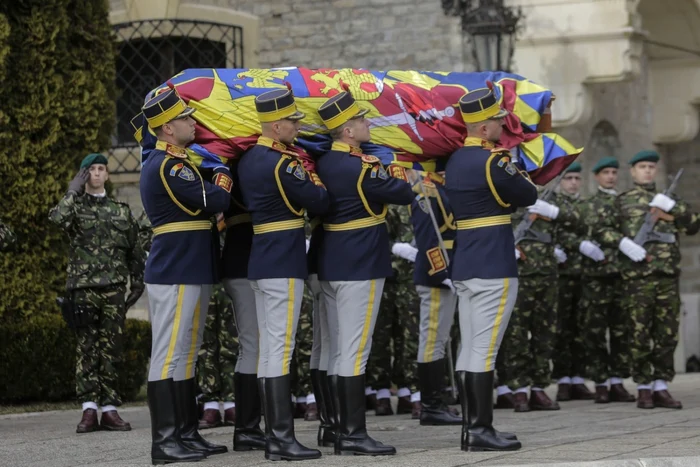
[237,88,329,461]
[445,87,537,452]
[315,89,414,456]
[405,172,462,426]
[595,150,700,409]
[219,158,266,451]
[578,157,636,403]
[138,86,231,464]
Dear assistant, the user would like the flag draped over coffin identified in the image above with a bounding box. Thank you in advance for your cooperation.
[133,67,582,185]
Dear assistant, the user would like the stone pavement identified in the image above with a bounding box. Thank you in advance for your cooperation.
[2,374,700,467]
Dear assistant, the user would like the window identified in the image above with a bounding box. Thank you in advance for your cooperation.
[110,20,244,173]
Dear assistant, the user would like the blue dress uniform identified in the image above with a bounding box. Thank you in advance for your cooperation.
[446,88,537,452]
[315,90,413,456]
[219,160,266,452]
[237,88,327,461]
[138,87,231,463]
[408,173,462,426]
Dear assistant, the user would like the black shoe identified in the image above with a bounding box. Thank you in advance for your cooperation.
[233,372,266,451]
[458,371,521,452]
[148,379,207,465]
[418,360,462,426]
[336,375,396,456]
[310,369,336,447]
[173,379,228,456]
[264,375,322,461]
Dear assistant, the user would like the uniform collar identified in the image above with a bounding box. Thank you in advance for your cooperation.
[257,136,288,151]
[597,186,617,196]
[464,136,495,149]
[560,190,580,200]
[331,141,363,155]
[634,182,656,192]
[155,140,187,159]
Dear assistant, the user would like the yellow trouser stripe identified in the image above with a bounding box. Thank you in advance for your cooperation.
[185,295,202,379]
[153,220,212,237]
[456,215,511,230]
[443,240,454,249]
[323,217,386,232]
[282,279,296,376]
[354,280,377,375]
[484,278,510,371]
[253,218,305,234]
[225,214,251,228]
[161,285,185,380]
[423,287,441,362]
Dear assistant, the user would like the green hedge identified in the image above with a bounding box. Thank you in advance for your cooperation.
[0,315,151,403]
[0,0,116,320]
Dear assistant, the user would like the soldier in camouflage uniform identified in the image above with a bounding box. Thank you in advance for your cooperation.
[495,181,580,412]
[291,286,315,419]
[49,153,146,433]
[367,204,421,417]
[579,157,636,404]
[0,220,16,252]
[595,150,700,409]
[136,210,153,254]
[551,163,595,402]
[197,283,239,429]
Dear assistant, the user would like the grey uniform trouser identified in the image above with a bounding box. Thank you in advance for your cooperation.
[320,279,385,377]
[223,278,259,375]
[454,278,518,373]
[251,278,304,378]
[308,274,330,372]
[415,285,457,363]
[147,284,211,382]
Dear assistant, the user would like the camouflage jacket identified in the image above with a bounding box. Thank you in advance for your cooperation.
[386,204,414,285]
[512,192,580,277]
[0,221,16,252]
[555,192,586,277]
[596,183,700,279]
[49,192,146,291]
[137,210,153,253]
[581,188,621,277]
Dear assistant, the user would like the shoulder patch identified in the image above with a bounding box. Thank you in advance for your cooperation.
[497,156,509,168]
[361,155,380,164]
[286,160,298,174]
[213,172,233,193]
[418,197,430,213]
[178,166,196,181]
[169,162,184,177]
[505,163,517,176]
[387,165,408,182]
[293,164,306,180]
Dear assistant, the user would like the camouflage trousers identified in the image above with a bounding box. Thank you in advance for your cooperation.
[73,284,126,406]
[366,279,420,393]
[623,275,680,385]
[496,275,558,389]
[580,275,631,383]
[197,287,239,403]
[291,286,314,397]
[551,276,586,379]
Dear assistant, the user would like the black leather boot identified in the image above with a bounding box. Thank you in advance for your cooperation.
[264,375,321,461]
[233,372,266,451]
[418,360,462,426]
[310,369,335,447]
[148,379,206,465]
[258,377,270,436]
[463,372,521,452]
[173,379,228,455]
[336,375,396,456]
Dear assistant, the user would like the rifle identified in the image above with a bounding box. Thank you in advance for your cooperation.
[513,172,565,247]
[633,168,683,249]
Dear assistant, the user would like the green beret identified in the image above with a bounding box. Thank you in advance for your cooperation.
[592,157,619,174]
[80,153,108,169]
[563,161,582,174]
[629,150,659,166]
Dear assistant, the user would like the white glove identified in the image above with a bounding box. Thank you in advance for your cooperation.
[305,238,311,253]
[527,199,560,220]
[649,193,676,213]
[441,278,456,294]
[554,247,567,263]
[579,240,605,262]
[515,248,521,260]
[619,237,646,262]
[391,242,418,263]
